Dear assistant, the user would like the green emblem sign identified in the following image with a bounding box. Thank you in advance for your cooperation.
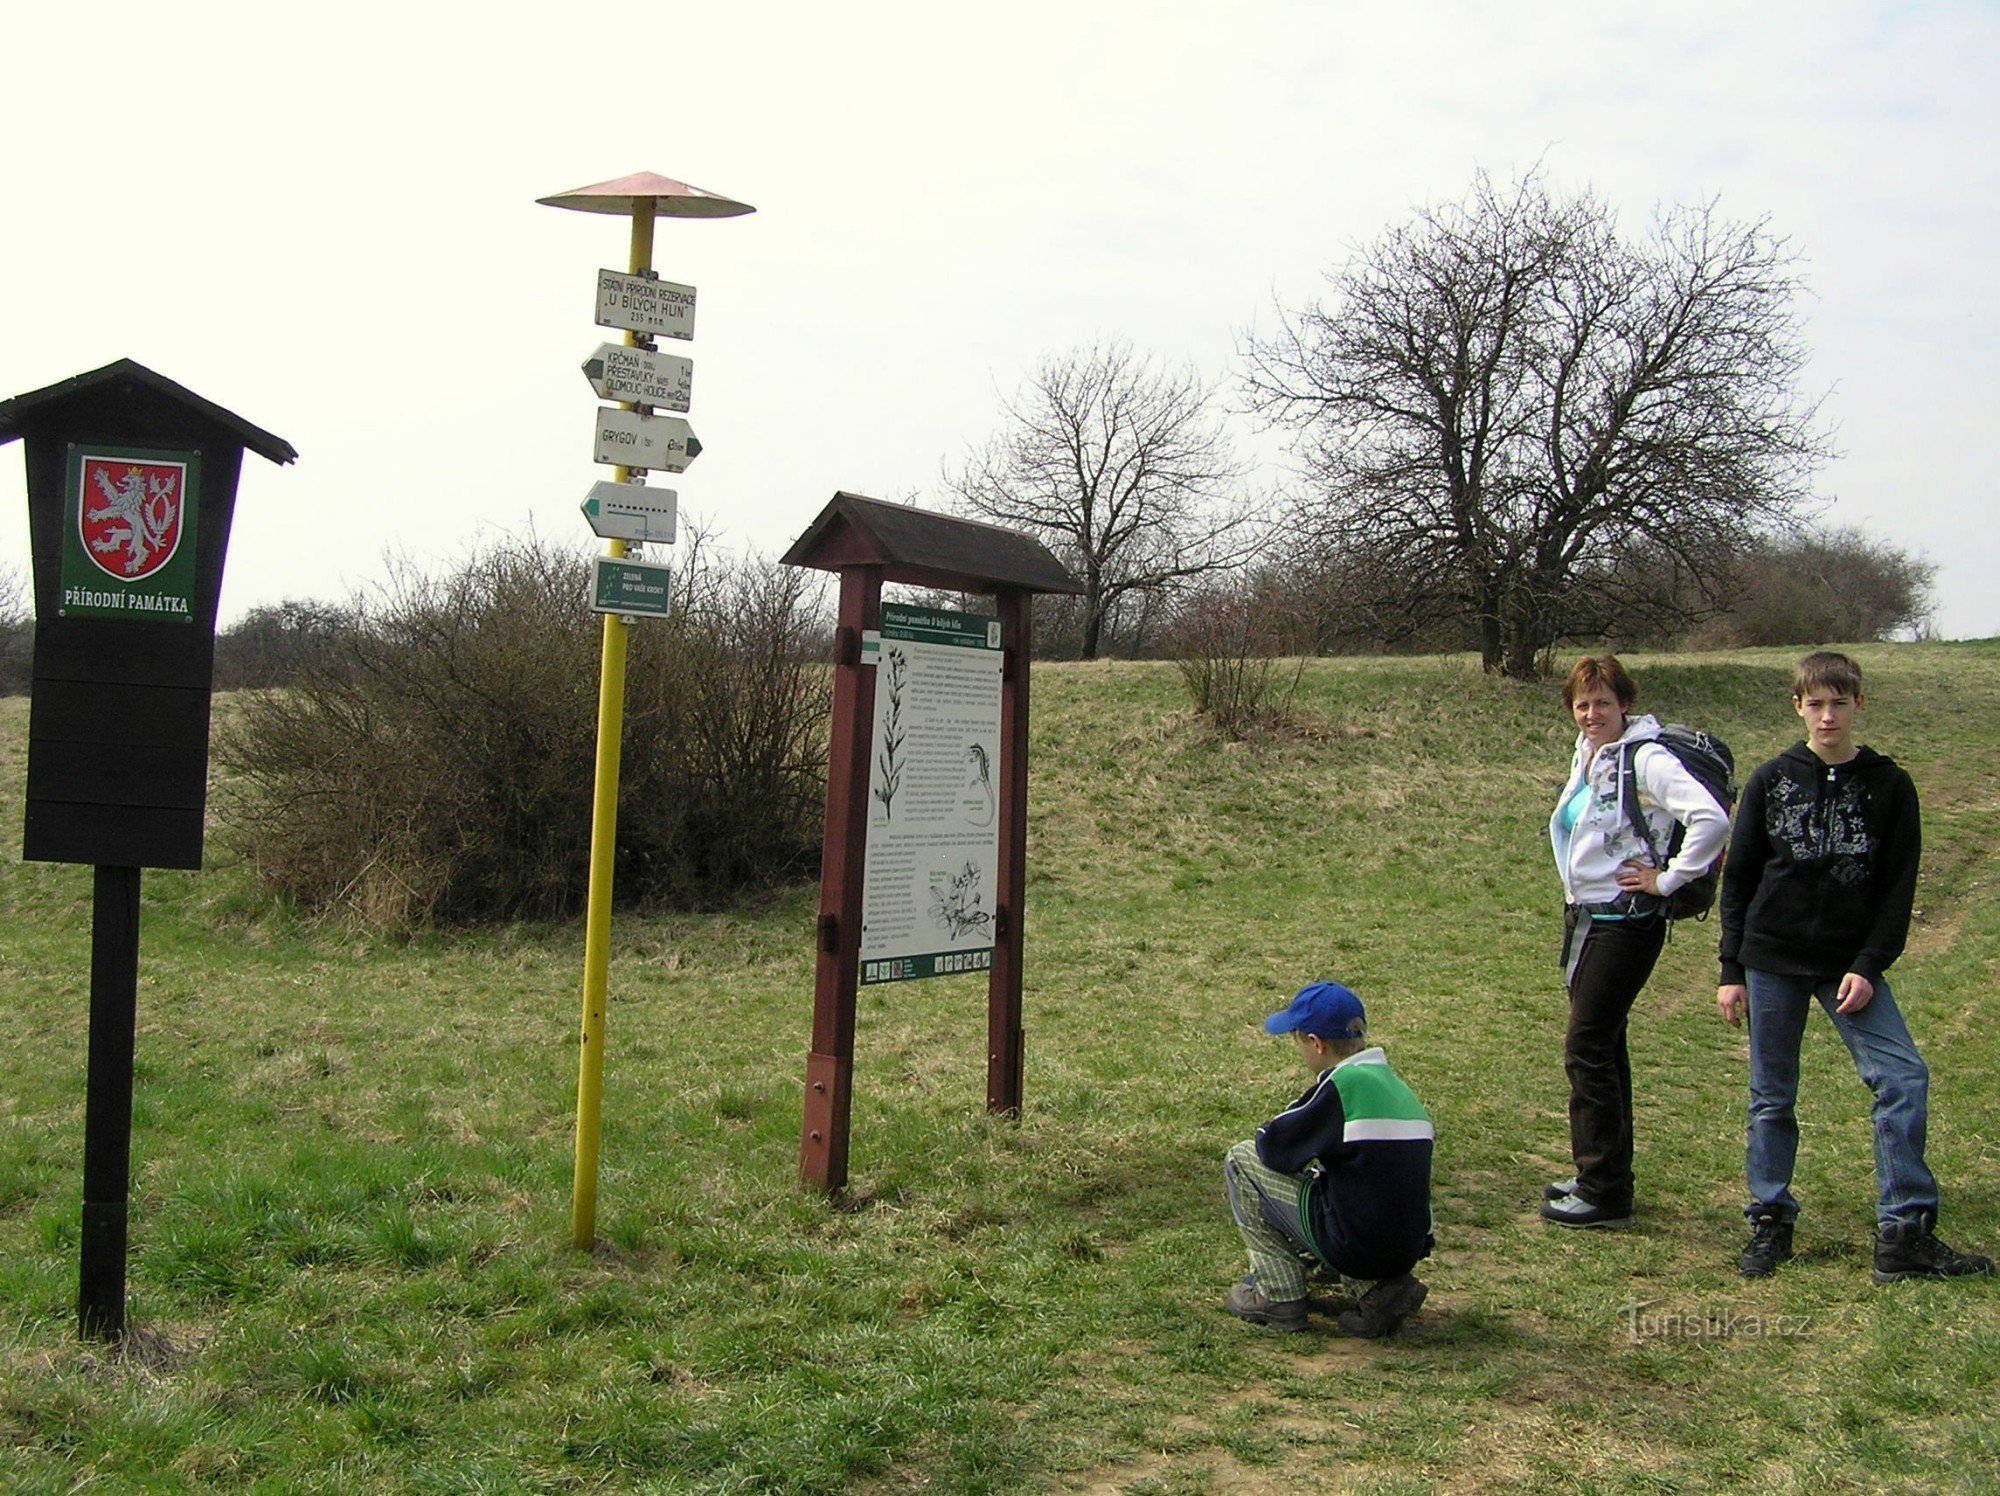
[591,555,675,618]
[58,443,202,622]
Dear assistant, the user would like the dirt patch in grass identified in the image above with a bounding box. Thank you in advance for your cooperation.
[1058,1449,1364,1495]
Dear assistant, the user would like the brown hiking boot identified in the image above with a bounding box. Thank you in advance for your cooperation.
[1225,1277,1309,1332]
[1739,1210,1794,1278]
[1873,1212,1996,1284]
[1336,1273,1427,1339]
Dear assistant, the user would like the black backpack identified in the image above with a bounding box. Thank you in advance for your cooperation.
[1619,725,1737,920]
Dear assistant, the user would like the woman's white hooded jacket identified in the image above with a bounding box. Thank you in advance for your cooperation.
[1548,713,1731,907]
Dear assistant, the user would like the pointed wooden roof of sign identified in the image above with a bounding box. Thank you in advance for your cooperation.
[535,171,756,218]
[0,359,298,465]
[782,492,1083,595]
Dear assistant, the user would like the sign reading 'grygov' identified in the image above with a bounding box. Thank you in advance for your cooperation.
[58,444,202,621]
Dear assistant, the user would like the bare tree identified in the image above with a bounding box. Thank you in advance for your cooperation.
[0,562,23,624]
[0,562,31,696]
[1244,171,1834,678]
[948,342,1257,660]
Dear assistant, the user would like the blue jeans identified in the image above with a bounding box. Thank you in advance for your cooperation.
[1744,968,1937,1227]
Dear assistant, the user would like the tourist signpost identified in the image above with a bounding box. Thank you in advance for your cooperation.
[538,170,754,1248]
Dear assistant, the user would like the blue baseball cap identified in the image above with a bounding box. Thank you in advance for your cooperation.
[1264,981,1367,1042]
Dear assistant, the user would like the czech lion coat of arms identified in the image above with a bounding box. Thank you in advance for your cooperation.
[79,457,185,580]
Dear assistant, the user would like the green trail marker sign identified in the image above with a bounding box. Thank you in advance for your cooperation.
[591,555,674,618]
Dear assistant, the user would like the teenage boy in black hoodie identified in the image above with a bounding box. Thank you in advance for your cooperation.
[1717,652,1992,1283]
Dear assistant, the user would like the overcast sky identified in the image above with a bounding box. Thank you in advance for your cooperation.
[4,2,1995,638]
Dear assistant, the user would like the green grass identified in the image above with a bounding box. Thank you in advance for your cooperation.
[3,641,1999,1491]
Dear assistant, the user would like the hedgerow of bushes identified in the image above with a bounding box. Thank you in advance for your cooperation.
[215,536,830,929]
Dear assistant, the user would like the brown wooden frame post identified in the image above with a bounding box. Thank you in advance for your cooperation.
[987,588,1032,1117]
[800,565,882,1191]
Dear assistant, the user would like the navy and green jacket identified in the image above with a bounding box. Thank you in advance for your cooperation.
[1255,1047,1434,1280]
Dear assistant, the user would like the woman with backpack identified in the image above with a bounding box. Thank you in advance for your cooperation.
[1542,655,1732,1229]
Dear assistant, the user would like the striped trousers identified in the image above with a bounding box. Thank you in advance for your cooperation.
[1224,1138,1379,1302]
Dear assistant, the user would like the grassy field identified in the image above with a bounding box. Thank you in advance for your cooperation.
[3,642,1998,1493]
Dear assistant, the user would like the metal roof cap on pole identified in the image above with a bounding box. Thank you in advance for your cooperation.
[536,172,755,218]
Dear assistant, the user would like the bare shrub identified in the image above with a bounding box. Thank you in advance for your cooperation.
[216,535,829,928]
[214,600,356,690]
[1694,526,1936,646]
[0,563,29,697]
[1167,582,1304,739]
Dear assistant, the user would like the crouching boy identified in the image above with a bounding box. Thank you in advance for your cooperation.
[1222,981,1435,1336]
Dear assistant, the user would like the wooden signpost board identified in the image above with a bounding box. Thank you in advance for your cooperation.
[781,492,1080,1193]
[0,359,295,1339]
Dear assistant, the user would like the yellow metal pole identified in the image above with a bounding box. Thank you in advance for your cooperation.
[572,201,657,1248]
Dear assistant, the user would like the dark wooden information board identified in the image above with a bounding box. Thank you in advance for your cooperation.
[2,359,295,1338]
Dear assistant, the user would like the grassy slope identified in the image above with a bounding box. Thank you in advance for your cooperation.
[1,642,1997,1493]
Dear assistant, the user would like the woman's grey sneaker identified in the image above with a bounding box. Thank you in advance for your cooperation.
[1336,1274,1428,1338]
[1543,1176,1579,1202]
[1540,1192,1633,1229]
[1739,1210,1794,1277]
[1225,1277,1309,1331]
[1872,1212,1996,1283]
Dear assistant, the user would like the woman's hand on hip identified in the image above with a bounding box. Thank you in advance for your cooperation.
[1615,861,1661,897]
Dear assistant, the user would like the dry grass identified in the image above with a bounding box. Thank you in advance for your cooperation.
[2,642,1999,1491]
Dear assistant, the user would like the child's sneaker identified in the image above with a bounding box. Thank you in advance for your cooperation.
[1225,1276,1309,1331]
[1335,1273,1427,1338]
[1739,1209,1794,1278]
[1872,1212,1996,1283]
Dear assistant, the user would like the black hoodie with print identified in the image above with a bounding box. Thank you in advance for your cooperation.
[1717,743,1920,987]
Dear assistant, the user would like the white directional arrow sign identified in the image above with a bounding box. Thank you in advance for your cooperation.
[596,269,696,341]
[581,481,678,544]
[593,408,701,472]
[582,343,692,412]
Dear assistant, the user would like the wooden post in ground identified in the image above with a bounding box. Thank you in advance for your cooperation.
[77,865,140,1341]
[801,566,882,1191]
[987,588,1032,1117]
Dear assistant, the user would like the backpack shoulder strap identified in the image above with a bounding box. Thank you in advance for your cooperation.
[1618,740,1668,861]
